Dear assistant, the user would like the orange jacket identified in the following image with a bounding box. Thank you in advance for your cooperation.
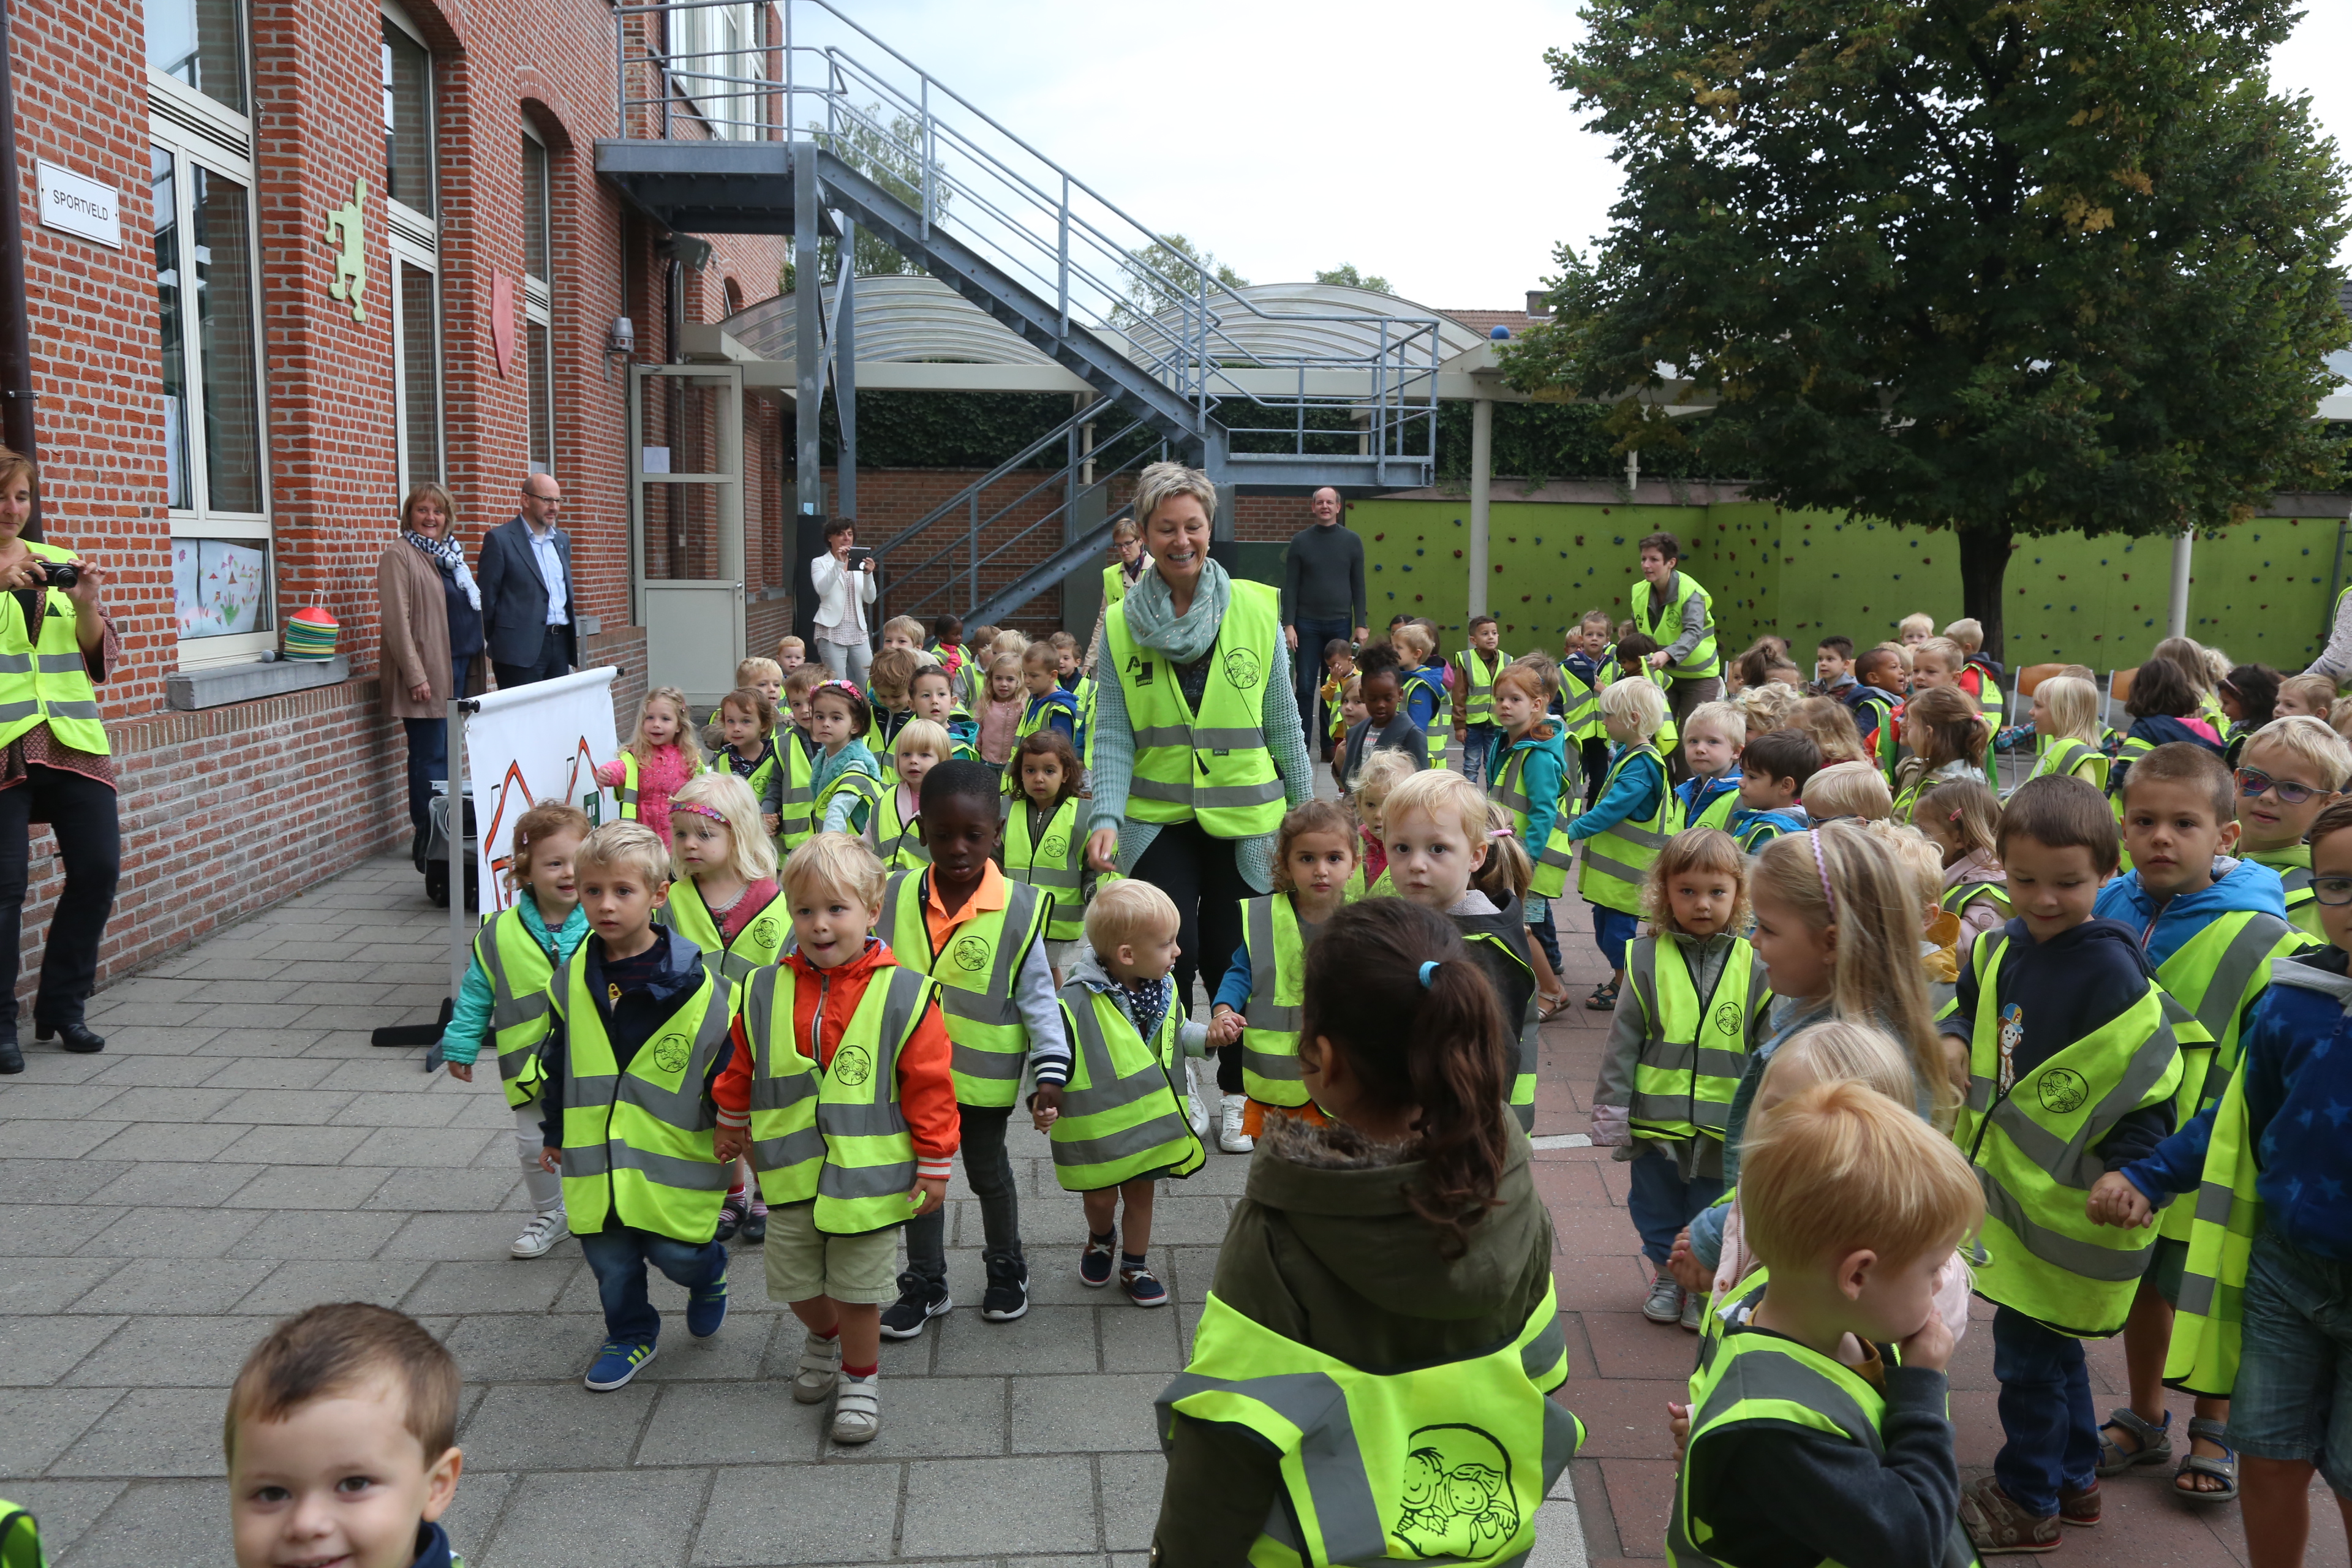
[712,938,960,1180]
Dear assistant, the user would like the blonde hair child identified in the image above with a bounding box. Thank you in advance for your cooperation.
[2277,671,2337,720]
[866,719,950,872]
[1566,677,1676,1008]
[2020,674,2107,791]
[594,685,705,846]
[1783,697,1870,769]
[1914,780,2007,966]
[979,650,1027,767]
[1803,760,1893,824]
[1591,826,1763,1326]
[2236,715,2352,937]
[1348,747,1418,897]
[774,634,807,673]
[1898,612,1936,647]
[1736,679,1796,736]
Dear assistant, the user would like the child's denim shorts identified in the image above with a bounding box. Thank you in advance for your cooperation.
[2230,1226,2352,1496]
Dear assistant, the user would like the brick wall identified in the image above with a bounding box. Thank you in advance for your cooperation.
[10,0,786,1000]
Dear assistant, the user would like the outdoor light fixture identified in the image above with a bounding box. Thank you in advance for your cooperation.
[603,315,635,381]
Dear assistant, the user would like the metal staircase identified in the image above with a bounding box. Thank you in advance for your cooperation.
[598,2,1445,533]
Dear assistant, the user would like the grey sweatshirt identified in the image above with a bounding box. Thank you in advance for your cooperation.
[1283,521,1366,628]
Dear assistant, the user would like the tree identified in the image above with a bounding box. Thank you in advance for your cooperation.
[1316,263,1393,294]
[778,104,946,292]
[1502,0,2349,657]
[1119,233,1248,323]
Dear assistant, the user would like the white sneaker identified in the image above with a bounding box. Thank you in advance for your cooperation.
[791,1333,843,1404]
[1184,1058,1212,1138]
[1218,1096,1254,1155]
[510,1210,568,1259]
[831,1373,881,1444]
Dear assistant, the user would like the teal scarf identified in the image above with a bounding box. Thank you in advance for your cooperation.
[1118,559,1231,665]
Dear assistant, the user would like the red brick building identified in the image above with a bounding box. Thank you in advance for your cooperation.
[10,0,787,990]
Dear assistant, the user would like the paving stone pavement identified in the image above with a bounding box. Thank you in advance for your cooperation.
[0,850,1591,1566]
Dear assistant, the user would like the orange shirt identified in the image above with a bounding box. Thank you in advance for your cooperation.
[924,859,1007,957]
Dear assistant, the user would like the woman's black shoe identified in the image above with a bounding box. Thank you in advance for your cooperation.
[36,1020,104,1053]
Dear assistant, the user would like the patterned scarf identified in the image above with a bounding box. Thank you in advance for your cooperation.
[404,527,481,611]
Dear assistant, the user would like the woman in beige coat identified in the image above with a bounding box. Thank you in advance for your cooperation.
[377,483,485,852]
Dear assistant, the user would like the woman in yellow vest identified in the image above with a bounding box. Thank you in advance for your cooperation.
[0,447,118,1074]
[1628,530,1721,760]
[1153,899,1581,1563]
[1085,462,1312,1159]
[1080,516,1149,690]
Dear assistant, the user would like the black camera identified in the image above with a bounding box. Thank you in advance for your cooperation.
[39,560,77,590]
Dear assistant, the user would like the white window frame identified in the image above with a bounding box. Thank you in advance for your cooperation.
[149,24,274,668]
[522,124,554,476]
[675,3,758,141]
[380,2,436,236]
[389,233,445,499]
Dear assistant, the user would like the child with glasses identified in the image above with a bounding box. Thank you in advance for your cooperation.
[2234,716,2352,940]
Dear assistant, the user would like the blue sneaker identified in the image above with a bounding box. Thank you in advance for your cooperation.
[1120,1259,1169,1308]
[687,1269,729,1338]
[584,1339,657,1391]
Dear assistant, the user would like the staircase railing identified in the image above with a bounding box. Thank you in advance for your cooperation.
[610,0,1441,472]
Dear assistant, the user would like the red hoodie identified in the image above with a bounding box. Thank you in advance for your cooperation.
[711,938,960,1181]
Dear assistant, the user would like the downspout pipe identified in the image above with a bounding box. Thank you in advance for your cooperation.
[0,0,39,539]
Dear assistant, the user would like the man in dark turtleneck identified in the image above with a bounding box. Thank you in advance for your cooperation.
[1282,487,1367,752]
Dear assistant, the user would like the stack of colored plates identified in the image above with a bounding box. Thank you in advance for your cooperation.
[284,606,338,661]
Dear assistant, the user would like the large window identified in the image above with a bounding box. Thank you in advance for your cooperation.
[522,130,553,475]
[148,0,270,663]
[383,6,442,496]
[676,4,759,140]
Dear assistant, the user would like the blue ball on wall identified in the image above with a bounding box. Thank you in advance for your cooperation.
[1489,325,1510,340]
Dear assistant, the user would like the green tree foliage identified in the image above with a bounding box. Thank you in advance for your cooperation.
[1120,233,1248,322]
[780,105,946,292]
[1504,0,2350,656]
[1433,402,1722,485]
[1315,263,1394,294]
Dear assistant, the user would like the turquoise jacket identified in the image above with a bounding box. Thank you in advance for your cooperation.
[439,896,590,1067]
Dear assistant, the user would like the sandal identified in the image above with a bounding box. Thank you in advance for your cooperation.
[2172,1415,2239,1506]
[2095,1405,2173,1476]
[1584,982,1619,1012]
[1536,992,1570,1023]
[1959,1476,2060,1555]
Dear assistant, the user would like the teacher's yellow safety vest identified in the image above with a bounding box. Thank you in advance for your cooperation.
[1103,580,1287,839]
[1629,570,1719,682]
[0,540,107,755]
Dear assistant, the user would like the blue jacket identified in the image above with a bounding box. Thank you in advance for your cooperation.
[537,930,723,1150]
[1400,663,1447,730]
[1489,728,1569,868]
[1730,805,1807,851]
[2092,856,2288,969]
[1677,771,1743,829]
[1567,744,1665,840]
[440,895,590,1067]
[2124,946,2352,1261]
[1023,688,1081,746]
[412,1521,461,1568]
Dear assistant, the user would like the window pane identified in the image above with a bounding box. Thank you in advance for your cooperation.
[151,146,192,512]
[191,165,261,514]
[146,0,246,115]
[522,136,549,282]
[380,23,432,216]
[398,262,441,487]
[173,537,271,639]
[527,321,552,475]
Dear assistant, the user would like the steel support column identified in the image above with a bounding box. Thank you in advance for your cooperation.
[2169,529,2195,640]
[1468,396,1493,619]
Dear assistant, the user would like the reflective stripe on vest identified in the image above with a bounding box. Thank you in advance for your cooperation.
[475,908,558,1109]
[1401,669,1450,771]
[1630,571,1719,681]
[1559,666,1604,741]
[878,869,1045,1108]
[1626,937,1763,1142]
[1463,929,1540,1133]
[2165,1006,2267,1398]
[662,878,791,994]
[551,957,736,1242]
[2249,848,2321,940]
[1240,892,1310,1106]
[1577,745,1681,916]
[1158,1276,1580,1568]
[776,736,816,848]
[1940,880,2013,925]
[1104,580,1287,837]
[2150,910,2302,1243]
[1668,1329,1979,1567]
[617,752,641,818]
[866,785,931,873]
[1954,935,2195,1334]
[1454,647,1505,726]
[0,1502,47,1568]
[741,960,929,1232]
[818,763,884,831]
[1050,984,1205,1189]
[1494,738,1576,900]
[0,541,107,754]
[2027,736,2107,791]
[1004,796,1085,941]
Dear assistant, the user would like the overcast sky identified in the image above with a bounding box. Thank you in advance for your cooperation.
[837,0,2351,311]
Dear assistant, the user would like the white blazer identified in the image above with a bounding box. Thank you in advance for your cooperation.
[809,552,878,636]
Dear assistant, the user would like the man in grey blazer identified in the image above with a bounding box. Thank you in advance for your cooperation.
[478,473,578,688]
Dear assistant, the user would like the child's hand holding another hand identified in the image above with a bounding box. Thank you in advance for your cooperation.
[2086,1170,2154,1229]
[1206,1007,1244,1049]
[763,812,781,835]
[1031,1083,1063,1133]
[713,1128,744,1164]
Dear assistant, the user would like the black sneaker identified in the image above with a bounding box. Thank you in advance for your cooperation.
[714,1191,747,1244]
[877,1271,952,1340]
[980,1251,1030,1322]
[1079,1231,1117,1287]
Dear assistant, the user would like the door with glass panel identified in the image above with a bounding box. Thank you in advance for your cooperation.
[628,364,745,709]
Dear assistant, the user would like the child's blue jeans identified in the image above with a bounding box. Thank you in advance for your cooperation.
[1591,904,1640,972]
[1991,1304,2098,1517]
[1626,1146,1725,1267]
[1527,901,1562,975]
[1461,723,1496,787]
[578,1224,726,1347]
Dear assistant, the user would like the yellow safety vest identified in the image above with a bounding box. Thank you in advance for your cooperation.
[660,879,791,993]
[740,959,932,1234]
[2024,736,2108,792]
[877,869,1047,1107]
[2248,846,2322,940]
[1577,744,1681,916]
[1156,1276,1581,1568]
[1341,861,1394,901]
[1238,892,1313,1106]
[0,540,107,755]
[1940,880,2013,929]
[1461,928,1540,1133]
[816,755,884,834]
[1669,1324,1980,1567]
[616,752,640,820]
[1626,936,1766,1144]
[1004,795,1086,942]
[865,784,930,873]
[0,1499,47,1568]
[472,906,562,1109]
[1049,983,1205,1190]
[776,733,817,850]
[551,954,736,1242]
[1629,570,1719,682]
[1453,647,1506,727]
[1560,664,1604,743]
[2164,1047,2262,1398]
[1104,579,1287,838]
[1952,935,2195,1335]
[1493,734,1576,900]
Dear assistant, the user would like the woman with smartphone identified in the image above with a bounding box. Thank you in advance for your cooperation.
[810,516,879,684]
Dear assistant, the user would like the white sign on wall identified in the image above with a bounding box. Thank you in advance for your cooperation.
[36,162,120,249]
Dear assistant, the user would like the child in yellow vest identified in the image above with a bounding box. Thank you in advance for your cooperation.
[1564,676,1677,1010]
[593,685,703,848]
[1003,728,1091,980]
[1031,878,1208,1306]
[865,720,948,873]
[2235,716,2351,940]
[711,685,784,840]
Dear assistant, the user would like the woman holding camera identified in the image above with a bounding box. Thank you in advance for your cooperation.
[809,517,878,683]
[0,447,119,1075]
